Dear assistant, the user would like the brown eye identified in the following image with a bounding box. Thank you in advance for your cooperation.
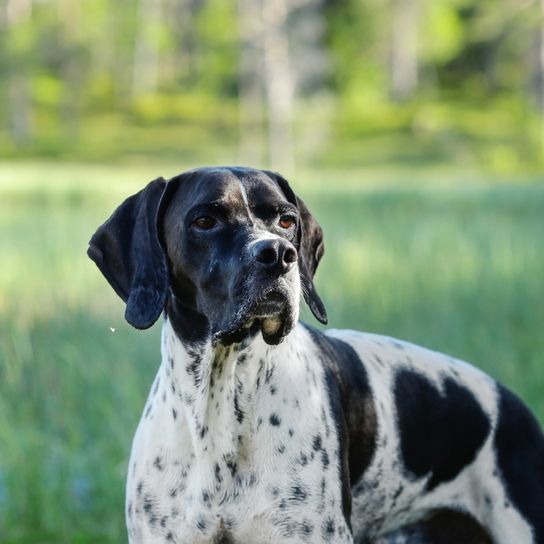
[193,216,216,230]
[279,215,295,229]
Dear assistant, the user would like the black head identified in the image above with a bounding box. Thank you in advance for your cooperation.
[88,167,327,345]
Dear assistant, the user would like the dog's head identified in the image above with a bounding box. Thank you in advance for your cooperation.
[88,167,327,345]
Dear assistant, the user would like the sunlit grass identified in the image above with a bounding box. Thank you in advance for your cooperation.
[1,162,543,542]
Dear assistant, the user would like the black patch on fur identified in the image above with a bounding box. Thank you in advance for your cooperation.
[265,365,274,384]
[494,384,544,540]
[394,369,491,490]
[288,484,309,503]
[380,509,492,544]
[213,532,234,544]
[143,495,158,526]
[306,325,378,526]
[298,520,313,536]
[233,389,244,424]
[322,518,335,539]
[165,293,211,345]
[153,456,164,471]
[225,457,238,476]
[214,463,223,483]
[143,496,153,513]
[321,449,330,469]
[269,413,281,426]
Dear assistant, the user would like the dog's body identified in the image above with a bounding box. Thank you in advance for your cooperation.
[89,167,544,543]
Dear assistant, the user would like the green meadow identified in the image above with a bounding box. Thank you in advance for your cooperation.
[1,162,543,543]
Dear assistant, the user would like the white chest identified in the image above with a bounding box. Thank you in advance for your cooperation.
[125,322,352,544]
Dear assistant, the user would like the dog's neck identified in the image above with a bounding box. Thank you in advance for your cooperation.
[159,317,290,488]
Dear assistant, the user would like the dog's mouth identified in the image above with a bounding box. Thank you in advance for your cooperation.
[252,291,285,318]
[213,289,292,346]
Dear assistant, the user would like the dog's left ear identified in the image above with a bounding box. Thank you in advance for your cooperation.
[87,178,169,330]
[267,171,328,325]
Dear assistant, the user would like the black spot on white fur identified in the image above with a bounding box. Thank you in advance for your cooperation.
[494,384,544,540]
[306,325,377,524]
[394,369,491,490]
[269,413,281,426]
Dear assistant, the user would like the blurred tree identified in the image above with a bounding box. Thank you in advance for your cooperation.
[262,0,295,172]
[2,0,33,146]
[531,0,544,146]
[390,0,419,101]
[0,0,544,168]
[166,0,200,89]
[238,0,265,166]
[132,0,163,95]
[57,0,84,139]
[238,0,328,171]
[196,0,238,95]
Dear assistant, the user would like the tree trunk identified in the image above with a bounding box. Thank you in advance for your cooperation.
[390,0,418,102]
[535,0,544,147]
[238,0,265,166]
[58,0,82,140]
[4,0,33,146]
[132,0,163,96]
[262,0,295,173]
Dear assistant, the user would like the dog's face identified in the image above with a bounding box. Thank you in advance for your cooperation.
[162,168,305,345]
[88,167,327,345]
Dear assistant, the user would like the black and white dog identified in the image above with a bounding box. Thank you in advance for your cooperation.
[88,167,544,544]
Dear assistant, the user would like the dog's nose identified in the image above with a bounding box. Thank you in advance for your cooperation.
[252,239,297,275]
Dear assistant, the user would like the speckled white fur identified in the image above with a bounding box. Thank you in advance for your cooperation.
[126,321,537,544]
[126,321,352,543]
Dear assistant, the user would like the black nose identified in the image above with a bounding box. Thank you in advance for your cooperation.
[252,239,298,275]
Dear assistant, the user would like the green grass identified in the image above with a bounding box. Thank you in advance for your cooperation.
[1,162,543,542]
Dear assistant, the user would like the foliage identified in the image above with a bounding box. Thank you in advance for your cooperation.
[1,0,544,171]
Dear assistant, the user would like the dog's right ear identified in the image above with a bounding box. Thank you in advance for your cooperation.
[88,178,168,330]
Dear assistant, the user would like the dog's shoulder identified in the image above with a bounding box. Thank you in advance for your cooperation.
[311,327,496,494]
[493,383,544,539]
[323,327,497,409]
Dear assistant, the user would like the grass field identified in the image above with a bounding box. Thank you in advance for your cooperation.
[1,162,543,543]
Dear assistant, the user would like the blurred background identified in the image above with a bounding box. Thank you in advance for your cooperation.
[1,0,543,542]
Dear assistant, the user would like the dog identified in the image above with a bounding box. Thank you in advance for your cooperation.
[88,167,544,543]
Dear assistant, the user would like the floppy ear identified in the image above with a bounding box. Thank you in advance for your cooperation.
[87,178,169,329]
[267,172,328,325]
[295,196,328,324]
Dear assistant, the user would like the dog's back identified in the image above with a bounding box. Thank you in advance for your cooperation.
[324,328,544,542]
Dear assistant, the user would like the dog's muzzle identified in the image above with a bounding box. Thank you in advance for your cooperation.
[213,238,299,346]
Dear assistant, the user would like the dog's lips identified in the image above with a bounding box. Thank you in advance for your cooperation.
[213,289,290,346]
[253,292,287,340]
[252,291,286,318]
